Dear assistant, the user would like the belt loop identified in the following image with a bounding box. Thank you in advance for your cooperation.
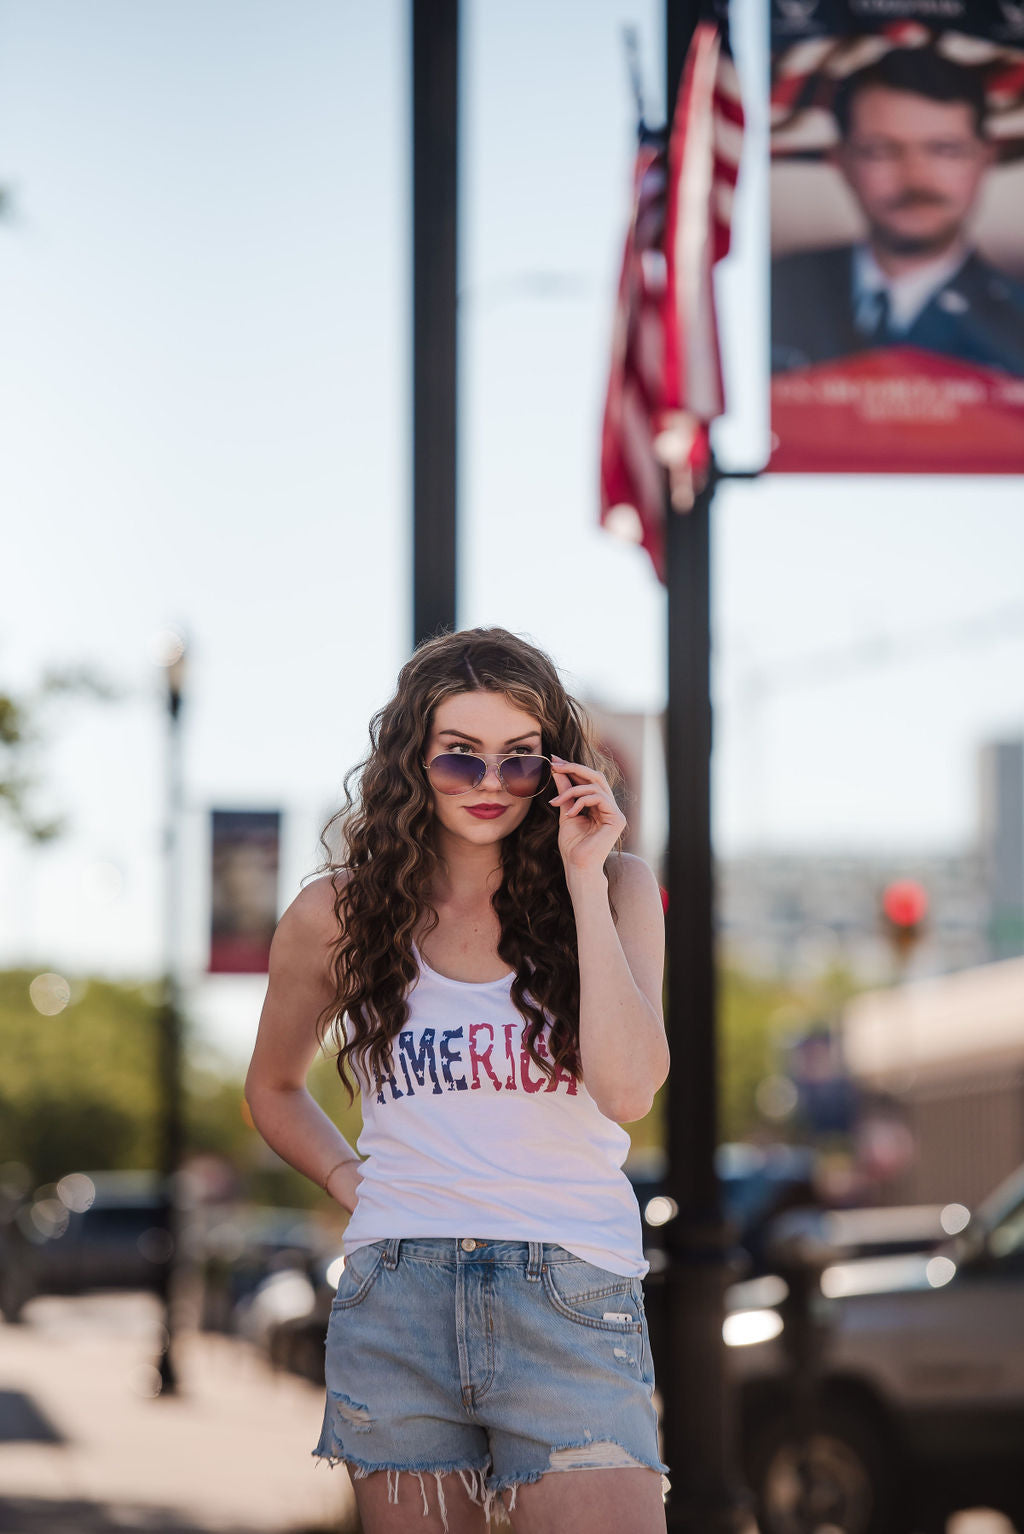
[527,1241,543,1281]
[383,1237,401,1269]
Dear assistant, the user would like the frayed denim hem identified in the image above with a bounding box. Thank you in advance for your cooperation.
[312,1437,670,1529]
[311,1451,512,1529]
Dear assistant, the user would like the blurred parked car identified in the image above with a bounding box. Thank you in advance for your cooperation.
[261,1253,339,1385]
[194,1206,335,1334]
[223,1247,343,1385]
[755,1199,954,1275]
[727,1162,1024,1534]
[629,1142,820,1277]
[0,1170,171,1321]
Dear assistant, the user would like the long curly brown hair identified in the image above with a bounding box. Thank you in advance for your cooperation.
[307,627,623,1104]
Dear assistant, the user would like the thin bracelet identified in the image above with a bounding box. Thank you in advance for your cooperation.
[321,1156,356,1192]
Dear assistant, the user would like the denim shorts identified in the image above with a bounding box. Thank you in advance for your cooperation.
[313,1236,669,1528]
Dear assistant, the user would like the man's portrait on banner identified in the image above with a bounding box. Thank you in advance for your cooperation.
[770,44,1024,377]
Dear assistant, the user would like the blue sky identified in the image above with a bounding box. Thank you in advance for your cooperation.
[2,0,1021,1058]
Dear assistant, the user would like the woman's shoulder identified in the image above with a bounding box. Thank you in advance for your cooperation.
[606,851,661,898]
[276,871,350,950]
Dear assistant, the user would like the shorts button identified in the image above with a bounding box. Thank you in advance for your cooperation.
[461,1238,477,1252]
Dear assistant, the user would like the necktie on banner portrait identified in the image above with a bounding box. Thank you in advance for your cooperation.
[768,0,1024,474]
[208,809,280,974]
[599,6,744,583]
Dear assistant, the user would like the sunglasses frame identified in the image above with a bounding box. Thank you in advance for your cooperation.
[422,751,554,799]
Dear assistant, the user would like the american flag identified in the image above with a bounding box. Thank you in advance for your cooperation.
[599,9,744,583]
[598,129,670,581]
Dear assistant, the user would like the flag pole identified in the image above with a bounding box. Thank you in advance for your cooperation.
[660,4,749,1529]
[412,0,459,646]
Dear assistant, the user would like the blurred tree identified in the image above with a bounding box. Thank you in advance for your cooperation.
[0,968,363,1206]
[0,666,120,842]
[0,970,162,1180]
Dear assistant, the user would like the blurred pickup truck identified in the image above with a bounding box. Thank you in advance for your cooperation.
[726,1162,1024,1534]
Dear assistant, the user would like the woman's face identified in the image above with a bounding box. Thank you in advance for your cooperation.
[422,690,545,849]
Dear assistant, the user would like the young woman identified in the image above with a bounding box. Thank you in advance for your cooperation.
[245,628,670,1534]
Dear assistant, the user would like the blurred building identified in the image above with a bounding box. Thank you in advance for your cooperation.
[843,954,1024,1208]
[718,736,1024,985]
[718,846,989,984]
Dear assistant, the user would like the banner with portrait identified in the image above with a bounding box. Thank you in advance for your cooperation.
[768,0,1024,473]
[208,809,281,974]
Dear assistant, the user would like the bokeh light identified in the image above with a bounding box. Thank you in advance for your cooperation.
[603,504,644,543]
[940,1202,971,1236]
[29,1194,70,1239]
[723,1309,784,1347]
[57,1173,96,1213]
[644,1195,679,1227]
[926,1255,957,1288]
[148,627,186,668]
[755,1074,798,1121]
[28,972,72,1016]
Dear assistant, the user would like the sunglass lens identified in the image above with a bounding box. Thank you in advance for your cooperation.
[500,756,550,797]
[428,754,485,794]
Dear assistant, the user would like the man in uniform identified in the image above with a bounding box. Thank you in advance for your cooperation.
[771,49,1024,376]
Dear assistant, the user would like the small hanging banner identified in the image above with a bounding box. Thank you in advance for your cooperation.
[208,809,281,974]
[768,0,1024,474]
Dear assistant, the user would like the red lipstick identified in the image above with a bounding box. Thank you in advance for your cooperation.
[465,805,507,819]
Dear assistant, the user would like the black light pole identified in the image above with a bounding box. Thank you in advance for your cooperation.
[662,471,747,1533]
[659,4,748,1529]
[155,630,187,1395]
[412,0,459,646]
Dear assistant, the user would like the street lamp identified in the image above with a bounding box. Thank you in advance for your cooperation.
[152,626,188,1394]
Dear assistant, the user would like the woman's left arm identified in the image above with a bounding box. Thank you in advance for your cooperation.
[550,756,669,1123]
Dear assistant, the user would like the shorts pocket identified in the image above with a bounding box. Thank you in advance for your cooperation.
[542,1254,643,1333]
[331,1241,386,1311]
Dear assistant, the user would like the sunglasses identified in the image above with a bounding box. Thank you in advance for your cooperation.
[423,751,553,799]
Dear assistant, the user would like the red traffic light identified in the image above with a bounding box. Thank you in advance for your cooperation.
[882,880,929,929]
[881,879,928,961]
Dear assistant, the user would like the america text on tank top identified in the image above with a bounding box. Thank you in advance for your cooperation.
[373,1024,578,1104]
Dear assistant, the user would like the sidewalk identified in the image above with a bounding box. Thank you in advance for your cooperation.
[0,1293,357,1534]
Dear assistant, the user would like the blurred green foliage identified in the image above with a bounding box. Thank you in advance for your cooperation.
[0,968,362,1205]
[0,971,162,1181]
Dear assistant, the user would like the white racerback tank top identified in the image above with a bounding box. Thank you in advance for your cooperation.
[341,943,647,1276]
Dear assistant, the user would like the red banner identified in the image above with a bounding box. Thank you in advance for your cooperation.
[770,348,1024,475]
[208,809,280,974]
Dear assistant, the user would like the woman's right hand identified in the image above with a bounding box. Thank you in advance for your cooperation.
[325,1158,364,1215]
